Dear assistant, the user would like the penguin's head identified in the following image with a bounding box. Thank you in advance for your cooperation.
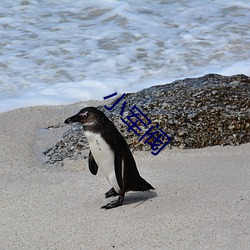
[65,107,108,129]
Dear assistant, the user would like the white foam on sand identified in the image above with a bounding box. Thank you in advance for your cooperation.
[0,0,249,112]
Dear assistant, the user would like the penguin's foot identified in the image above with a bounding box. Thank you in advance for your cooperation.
[105,187,118,198]
[101,196,124,209]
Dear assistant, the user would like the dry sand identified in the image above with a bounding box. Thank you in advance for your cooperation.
[0,102,249,249]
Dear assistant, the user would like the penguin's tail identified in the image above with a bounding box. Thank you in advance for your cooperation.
[132,176,154,192]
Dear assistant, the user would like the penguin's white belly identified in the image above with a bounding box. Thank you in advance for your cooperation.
[85,131,120,193]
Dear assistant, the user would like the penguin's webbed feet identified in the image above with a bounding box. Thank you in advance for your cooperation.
[101,196,124,209]
[105,187,118,198]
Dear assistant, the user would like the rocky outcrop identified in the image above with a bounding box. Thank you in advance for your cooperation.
[44,74,250,163]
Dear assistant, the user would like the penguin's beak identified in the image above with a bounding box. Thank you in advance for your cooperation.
[64,114,81,124]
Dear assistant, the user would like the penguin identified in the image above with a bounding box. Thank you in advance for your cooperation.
[65,107,154,209]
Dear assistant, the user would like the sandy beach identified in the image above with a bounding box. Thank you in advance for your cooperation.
[0,102,249,249]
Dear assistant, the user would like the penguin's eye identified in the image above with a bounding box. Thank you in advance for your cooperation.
[79,112,88,119]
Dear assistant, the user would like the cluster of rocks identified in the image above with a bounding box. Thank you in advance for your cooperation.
[43,74,250,164]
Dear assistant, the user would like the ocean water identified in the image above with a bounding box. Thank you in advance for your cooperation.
[0,0,249,112]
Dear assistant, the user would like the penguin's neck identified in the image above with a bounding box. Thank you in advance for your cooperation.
[82,123,106,133]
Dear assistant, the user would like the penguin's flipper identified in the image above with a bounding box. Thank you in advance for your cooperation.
[88,151,98,175]
[105,187,118,198]
[114,146,124,190]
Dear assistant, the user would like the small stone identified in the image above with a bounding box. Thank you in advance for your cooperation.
[178,130,186,136]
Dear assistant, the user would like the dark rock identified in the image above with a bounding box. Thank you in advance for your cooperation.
[43,74,250,163]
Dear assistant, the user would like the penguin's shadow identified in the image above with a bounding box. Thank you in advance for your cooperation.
[123,191,157,208]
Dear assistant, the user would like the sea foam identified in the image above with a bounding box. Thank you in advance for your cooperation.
[0,0,249,112]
